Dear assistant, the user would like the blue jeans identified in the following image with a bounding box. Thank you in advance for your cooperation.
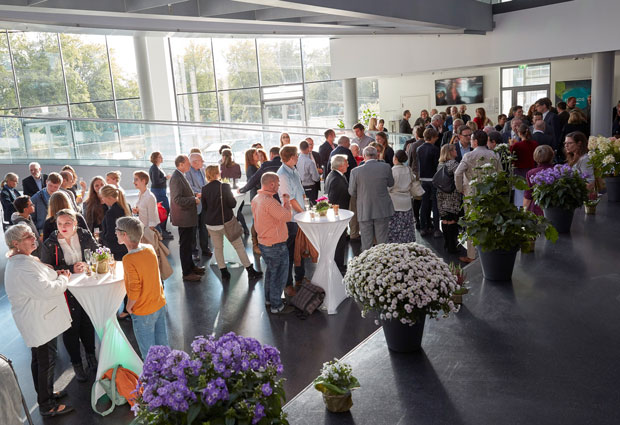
[131,305,169,359]
[420,181,440,231]
[258,242,289,309]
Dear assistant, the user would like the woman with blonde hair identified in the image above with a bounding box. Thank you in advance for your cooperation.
[83,176,106,233]
[105,170,122,188]
[42,191,89,241]
[367,117,378,132]
[280,133,291,147]
[1,172,20,229]
[201,165,262,281]
[436,144,462,254]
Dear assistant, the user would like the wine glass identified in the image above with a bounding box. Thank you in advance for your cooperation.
[84,249,92,276]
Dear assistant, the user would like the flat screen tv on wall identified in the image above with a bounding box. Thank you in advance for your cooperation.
[435,76,484,105]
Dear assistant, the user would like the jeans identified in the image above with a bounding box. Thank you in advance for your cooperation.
[420,181,440,231]
[150,188,169,232]
[208,227,251,269]
[286,221,305,285]
[31,337,57,412]
[258,242,289,309]
[132,305,169,359]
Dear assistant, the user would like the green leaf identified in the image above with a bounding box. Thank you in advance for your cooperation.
[545,225,559,243]
[187,404,201,425]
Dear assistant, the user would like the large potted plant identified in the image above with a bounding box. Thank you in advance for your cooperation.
[587,135,620,202]
[344,243,461,353]
[130,333,288,425]
[531,164,589,233]
[460,165,558,281]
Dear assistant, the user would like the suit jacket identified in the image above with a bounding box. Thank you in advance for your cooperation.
[22,174,47,197]
[327,146,357,179]
[240,157,282,194]
[318,141,334,171]
[324,171,350,210]
[399,119,413,134]
[348,159,394,221]
[532,131,555,149]
[169,169,198,228]
[543,111,561,146]
[1,185,20,223]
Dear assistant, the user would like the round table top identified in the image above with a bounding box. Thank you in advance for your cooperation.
[295,208,353,224]
[67,263,124,288]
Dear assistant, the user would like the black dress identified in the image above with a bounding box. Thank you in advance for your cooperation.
[100,202,129,261]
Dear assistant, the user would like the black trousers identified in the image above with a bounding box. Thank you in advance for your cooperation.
[178,226,195,276]
[286,222,305,286]
[62,291,95,364]
[413,198,422,228]
[334,230,347,269]
[192,212,210,256]
[303,185,319,205]
[31,337,57,411]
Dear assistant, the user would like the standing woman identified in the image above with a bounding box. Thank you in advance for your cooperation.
[1,172,20,230]
[105,170,122,188]
[473,107,492,130]
[41,209,98,383]
[220,148,247,233]
[201,165,262,281]
[367,117,378,132]
[564,131,594,186]
[133,171,160,242]
[83,176,106,234]
[280,133,291,147]
[510,124,539,207]
[524,145,555,216]
[256,148,268,165]
[149,151,172,239]
[244,148,261,200]
[42,191,89,242]
[375,132,394,167]
[387,150,416,243]
[4,224,74,417]
[436,144,462,254]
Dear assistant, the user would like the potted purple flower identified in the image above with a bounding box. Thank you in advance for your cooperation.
[130,333,288,425]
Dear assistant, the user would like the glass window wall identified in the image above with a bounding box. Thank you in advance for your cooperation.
[212,38,259,90]
[257,38,302,86]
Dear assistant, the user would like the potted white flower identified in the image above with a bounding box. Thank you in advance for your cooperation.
[344,243,460,352]
[313,358,360,413]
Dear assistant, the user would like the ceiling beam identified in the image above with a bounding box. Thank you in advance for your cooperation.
[125,0,191,13]
[254,7,318,21]
[197,0,270,17]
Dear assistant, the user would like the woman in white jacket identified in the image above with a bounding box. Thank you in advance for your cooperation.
[4,224,74,417]
[388,150,416,243]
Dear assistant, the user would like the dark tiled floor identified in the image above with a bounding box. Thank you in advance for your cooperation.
[0,206,461,425]
[285,200,620,425]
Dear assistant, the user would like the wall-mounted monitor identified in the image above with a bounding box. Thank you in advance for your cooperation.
[435,76,484,105]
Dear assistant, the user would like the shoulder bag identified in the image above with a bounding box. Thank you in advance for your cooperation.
[408,168,425,199]
[220,183,244,242]
[432,164,456,193]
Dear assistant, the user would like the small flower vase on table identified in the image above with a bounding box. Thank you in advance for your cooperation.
[96,260,109,274]
[92,247,112,275]
[314,196,330,217]
[314,359,359,413]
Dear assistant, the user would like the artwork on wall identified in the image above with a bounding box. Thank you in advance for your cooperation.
[555,79,591,109]
[434,76,483,106]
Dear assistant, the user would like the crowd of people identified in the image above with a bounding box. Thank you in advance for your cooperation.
[0,94,611,417]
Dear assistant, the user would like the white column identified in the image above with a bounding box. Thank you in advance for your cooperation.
[133,36,155,121]
[591,51,615,136]
[343,78,358,129]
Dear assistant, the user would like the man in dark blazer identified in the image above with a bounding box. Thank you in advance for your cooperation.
[318,129,336,174]
[239,146,282,196]
[349,145,394,252]
[399,110,413,134]
[325,154,351,273]
[537,97,561,147]
[22,162,47,197]
[326,136,357,179]
[532,120,555,149]
[169,155,204,282]
[306,137,323,195]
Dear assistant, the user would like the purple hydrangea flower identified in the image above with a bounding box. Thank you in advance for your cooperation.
[261,383,273,397]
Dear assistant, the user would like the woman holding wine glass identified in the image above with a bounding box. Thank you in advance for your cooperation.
[40,208,99,383]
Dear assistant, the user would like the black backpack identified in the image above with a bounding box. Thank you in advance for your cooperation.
[432,165,456,193]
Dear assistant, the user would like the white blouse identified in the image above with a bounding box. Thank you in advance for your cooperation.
[389,164,414,211]
[58,232,82,265]
[136,190,160,228]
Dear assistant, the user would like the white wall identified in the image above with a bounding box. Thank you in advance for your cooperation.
[377,56,620,121]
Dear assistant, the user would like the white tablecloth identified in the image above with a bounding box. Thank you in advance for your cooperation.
[223,192,248,267]
[294,209,353,314]
[67,264,143,400]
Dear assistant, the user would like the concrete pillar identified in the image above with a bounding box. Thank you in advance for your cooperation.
[343,78,358,129]
[145,36,178,122]
[133,36,155,121]
[591,51,615,136]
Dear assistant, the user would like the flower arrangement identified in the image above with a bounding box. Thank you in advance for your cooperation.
[131,333,288,425]
[587,135,620,177]
[531,164,589,210]
[344,243,461,326]
[313,359,360,396]
[314,196,331,215]
[460,166,558,252]
[92,246,112,262]
[449,263,468,304]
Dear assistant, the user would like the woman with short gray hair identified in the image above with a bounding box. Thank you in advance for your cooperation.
[4,224,74,417]
[116,216,168,358]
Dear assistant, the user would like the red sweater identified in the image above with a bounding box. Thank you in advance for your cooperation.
[510,139,539,169]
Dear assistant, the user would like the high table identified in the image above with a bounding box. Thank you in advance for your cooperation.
[294,209,353,314]
[67,264,143,401]
[222,191,248,267]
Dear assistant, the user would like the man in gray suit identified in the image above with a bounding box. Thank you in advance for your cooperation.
[349,146,395,252]
[170,155,204,282]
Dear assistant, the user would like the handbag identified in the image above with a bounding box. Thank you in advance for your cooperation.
[220,183,244,242]
[433,164,456,193]
[91,364,139,416]
[289,279,325,319]
[157,202,168,223]
[408,168,425,199]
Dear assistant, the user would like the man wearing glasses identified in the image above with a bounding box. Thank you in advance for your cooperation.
[454,125,472,163]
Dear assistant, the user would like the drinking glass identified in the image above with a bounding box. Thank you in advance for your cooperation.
[333,204,340,216]
[84,249,92,276]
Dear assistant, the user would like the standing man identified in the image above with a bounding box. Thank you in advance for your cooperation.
[252,173,294,315]
[414,110,430,127]
[399,110,413,134]
[417,128,441,238]
[536,97,561,147]
[305,137,323,197]
[169,155,204,282]
[328,136,358,239]
[427,114,445,143]
[31,172,62,232]
[353,123,374,151]
[349,146,394,252]
[325,154,351,273]
[453,125,473,162]
[319,129,336,175]
[459,105,471,124]
[406,126,426,230]
[455,130,502,263]
[22,162,48,197]
[297,140,320,204]
[185,152,212,260]
[277,145,307,294]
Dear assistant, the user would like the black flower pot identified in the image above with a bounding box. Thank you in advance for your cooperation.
[381,315,426,353]
[543,207,575,233]
[478,247,519,281]
[605,176,620,202]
